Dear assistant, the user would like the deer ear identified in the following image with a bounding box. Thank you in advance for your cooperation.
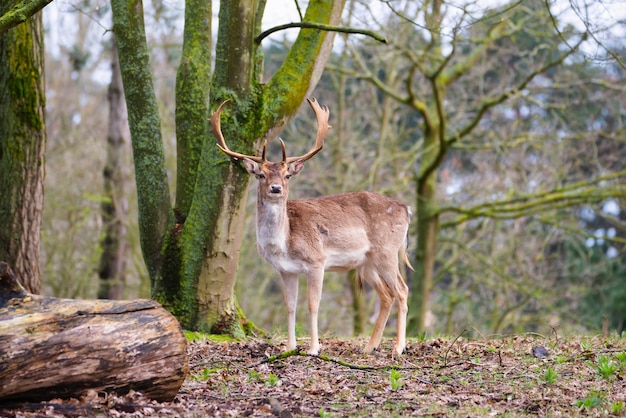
[242,158,260,175]
[288,159,306,176]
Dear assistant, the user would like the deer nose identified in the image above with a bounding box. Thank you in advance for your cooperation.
[270,184,282,194]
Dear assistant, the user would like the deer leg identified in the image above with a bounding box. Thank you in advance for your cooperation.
[394,272,409,356]
[281,273,299,351]
[377,260,409,356]
[362,268,393,353]
[306,268,325,355]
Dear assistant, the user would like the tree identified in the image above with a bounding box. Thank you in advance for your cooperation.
[98,37,130,300]
[339,0,626,333]
[0,4,46,293]
[109,0,347,335]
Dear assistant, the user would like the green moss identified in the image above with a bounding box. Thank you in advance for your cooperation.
[8,24,44,131]
[184,330,238,343]
[174,0,212,216]
[261,0,334,132]
[113,0,173,285]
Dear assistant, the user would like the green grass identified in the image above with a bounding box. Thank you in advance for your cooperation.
[543,367,557,385]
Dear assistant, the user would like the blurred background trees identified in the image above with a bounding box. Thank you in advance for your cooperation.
[3,0,623,339]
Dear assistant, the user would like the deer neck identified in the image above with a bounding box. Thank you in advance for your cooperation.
[256,195,290,254]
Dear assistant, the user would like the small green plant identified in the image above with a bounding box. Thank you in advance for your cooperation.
[543,367,557,385]
[194,368,217,381]
[614,352,626,368]
[247,369,261,382]
[266,373,280,386]
[611,400,625,415]
[575,390,606,410]
[595,355,619,379]
[390,369,404,391]
[318,408,331,418]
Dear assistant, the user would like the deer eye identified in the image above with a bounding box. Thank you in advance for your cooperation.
[257,173,266,179]
[285,174,292,179]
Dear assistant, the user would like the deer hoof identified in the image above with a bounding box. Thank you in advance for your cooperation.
[393,345,405,356]
[307,345,320,355]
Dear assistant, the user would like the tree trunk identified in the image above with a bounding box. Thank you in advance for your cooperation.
[409,197,439,333]
[196,163,250,336]
[192,0,258,338]
[0,10,46,294]
[98,36,129,300]
[0,263,188,403]
[349,270,367,336]
[111,0,173,284]
[408,126,441,334]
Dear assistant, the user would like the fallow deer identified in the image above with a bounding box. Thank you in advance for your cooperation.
[211,98,412,355]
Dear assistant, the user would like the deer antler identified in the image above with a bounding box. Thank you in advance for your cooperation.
[211,99,265,163]
[284,98,332,164]
[212,98,331,164]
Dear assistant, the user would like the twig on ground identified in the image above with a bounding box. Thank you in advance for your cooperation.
[444,329,467,366]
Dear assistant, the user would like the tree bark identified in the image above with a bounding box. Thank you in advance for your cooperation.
[0,263,188,403]
[0,10,46,294]
[0,0,53,34]
[111,0,173,284]
[349,270,367,336]
[98,36,129,300]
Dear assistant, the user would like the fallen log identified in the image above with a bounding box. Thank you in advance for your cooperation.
[0,262,188,403]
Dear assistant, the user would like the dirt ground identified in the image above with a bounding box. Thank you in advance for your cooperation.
[2,334,625,417]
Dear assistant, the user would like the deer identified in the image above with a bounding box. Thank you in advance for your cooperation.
[211,98,412,356]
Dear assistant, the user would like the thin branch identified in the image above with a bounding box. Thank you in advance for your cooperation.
[438,170,626,228]
[0,0,53,34]
[252,348,431,377]
[444,329,467,366]
[251,349,305,366]
[555,0,626,70]
[255,22,387,44]
[450,33,587,145]
[294,0,303,21]
[327,45,414,107]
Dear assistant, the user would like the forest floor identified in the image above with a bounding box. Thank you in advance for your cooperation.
[2,333,626,417]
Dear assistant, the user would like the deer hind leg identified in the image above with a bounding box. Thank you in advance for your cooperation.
[361,266,393,353]
[393,272,409,356]
[306,267,325,355]
[369,258,409,356]
[281,272,299,351]
[378,260,409,356]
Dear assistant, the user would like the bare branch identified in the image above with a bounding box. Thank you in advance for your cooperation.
[449,33,587,145]
[438,169,626,227]
[545,0,626,70]
[255,21,387,44]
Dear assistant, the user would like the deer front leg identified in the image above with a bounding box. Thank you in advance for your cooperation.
[281,273,299,351]
[306,268,325,355]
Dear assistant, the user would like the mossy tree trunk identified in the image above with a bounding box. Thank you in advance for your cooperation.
[409,126,441,333]
[0,7,46,294]
[110,0,174,290]
[111,0,346,334]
